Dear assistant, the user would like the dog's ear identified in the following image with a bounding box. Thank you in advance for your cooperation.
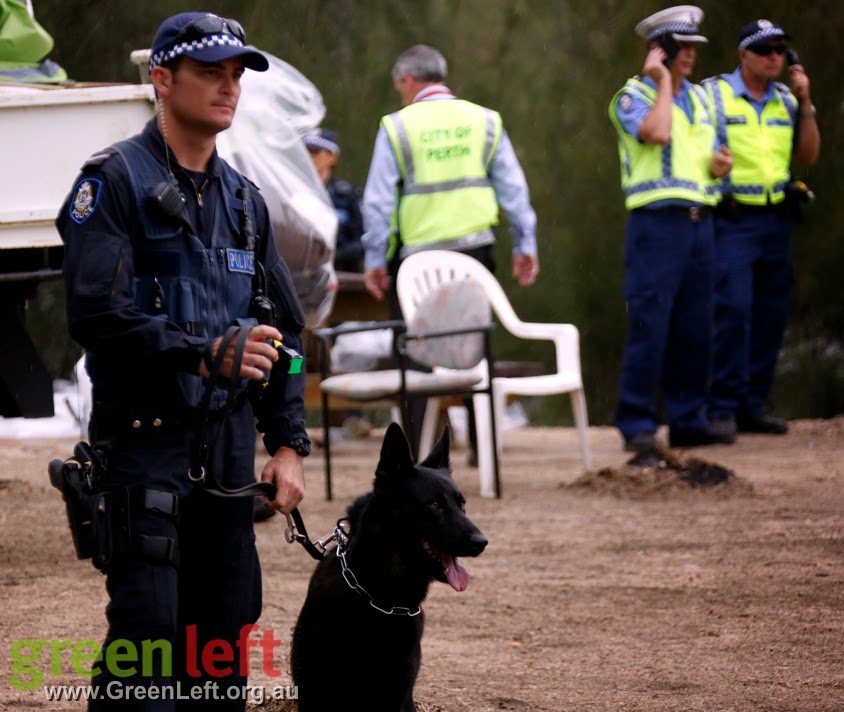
[419,426,451,473]
[375,422,415,482]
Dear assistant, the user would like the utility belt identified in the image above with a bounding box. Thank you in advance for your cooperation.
[714,192,793,221]
[92,396,247,439]
[48,442,180,572]
[633,205,712,223]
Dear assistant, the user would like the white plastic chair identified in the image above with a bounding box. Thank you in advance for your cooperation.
[313,279,498,499]
[397,251,592,492]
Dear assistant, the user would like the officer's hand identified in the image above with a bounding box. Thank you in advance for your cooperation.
[513,254,539,287]
[788,64,811,103]
[259,447,305,514]
[643,47,670,83]
[199,324,281,380]
[709,144,733,178]
[364,267,390,301]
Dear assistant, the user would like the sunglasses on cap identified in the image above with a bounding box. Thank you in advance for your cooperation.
[748,44,786,56]
[174,14,246,45]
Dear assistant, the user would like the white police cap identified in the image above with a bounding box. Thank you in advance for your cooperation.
[635,5,708,44]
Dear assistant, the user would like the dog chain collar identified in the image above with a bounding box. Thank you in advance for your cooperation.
[335,533,422,617]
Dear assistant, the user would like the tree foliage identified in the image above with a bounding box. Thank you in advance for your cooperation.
[33,0,844,422]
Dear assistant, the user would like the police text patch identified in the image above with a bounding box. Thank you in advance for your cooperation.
[227,249,255,275]
[69,179,102,224]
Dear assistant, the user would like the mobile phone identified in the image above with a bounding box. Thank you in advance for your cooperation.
[658,35,681,67]
[786,49,800,67]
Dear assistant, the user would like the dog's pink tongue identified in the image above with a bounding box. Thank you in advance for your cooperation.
[444,555,470,592]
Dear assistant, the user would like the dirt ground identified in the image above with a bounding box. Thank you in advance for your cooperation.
[1,418,843,711]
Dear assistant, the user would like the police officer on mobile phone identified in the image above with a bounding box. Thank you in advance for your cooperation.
[608,6,735,454]
[703,20,820,439]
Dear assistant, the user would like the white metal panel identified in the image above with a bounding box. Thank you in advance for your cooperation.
[0,83,154,249]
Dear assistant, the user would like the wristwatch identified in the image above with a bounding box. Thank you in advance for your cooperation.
[284,437,311,457]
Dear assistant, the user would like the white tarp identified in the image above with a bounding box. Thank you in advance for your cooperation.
[217,51,339,328]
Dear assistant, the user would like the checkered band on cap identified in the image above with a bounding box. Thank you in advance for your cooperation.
[646,21,700,41]
[148,33,246,73]
[304,135,340,155]
[738,25,787,49]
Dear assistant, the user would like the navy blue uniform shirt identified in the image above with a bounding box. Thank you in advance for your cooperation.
[57,119,308,453]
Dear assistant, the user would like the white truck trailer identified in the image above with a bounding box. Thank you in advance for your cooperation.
[0,81,156,417]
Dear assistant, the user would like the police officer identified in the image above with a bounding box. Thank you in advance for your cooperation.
[303,128,365,273]
[704,20,820,437]
[57,12,310,710]
[361,44,538,457]
[609,6,734,452]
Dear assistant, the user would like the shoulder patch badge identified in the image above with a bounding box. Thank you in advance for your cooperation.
[619,93,633,112]
[69,178,102,224]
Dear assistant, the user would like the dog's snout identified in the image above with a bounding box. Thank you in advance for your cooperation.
[470,532,488,553]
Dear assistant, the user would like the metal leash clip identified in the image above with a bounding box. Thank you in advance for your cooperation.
[284,512,305,545]
[282,510,344,561]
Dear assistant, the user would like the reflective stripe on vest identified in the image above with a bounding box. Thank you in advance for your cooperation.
[382,99,502,248]
[704,76,796,206]
[609,78,717,209]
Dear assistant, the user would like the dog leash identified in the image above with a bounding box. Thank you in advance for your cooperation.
[284,511,348,561]
[285,511,421,616]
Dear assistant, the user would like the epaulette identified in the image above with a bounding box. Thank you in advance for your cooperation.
[81,147,118,170]
[241,175,262,192]
[774,81,791,95]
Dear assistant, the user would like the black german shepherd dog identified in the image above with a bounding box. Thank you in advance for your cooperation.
[291,423,488,711]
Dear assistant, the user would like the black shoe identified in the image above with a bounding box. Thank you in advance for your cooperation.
[736,412,788,434]
[624,432,657,453]
[708,416,738,441]
[669,423,735,448]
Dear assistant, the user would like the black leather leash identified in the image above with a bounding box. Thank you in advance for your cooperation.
[189,324,274,499]
[189,325,330,561]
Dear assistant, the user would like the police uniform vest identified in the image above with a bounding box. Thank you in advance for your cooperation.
[609,78,717,210]
[103,136,258,411]
[704,76,797,206]
[382,99,502,257]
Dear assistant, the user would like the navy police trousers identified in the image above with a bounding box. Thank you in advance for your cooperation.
[89,407,261,711]
[709,208,793,420]
[614,208,714,440]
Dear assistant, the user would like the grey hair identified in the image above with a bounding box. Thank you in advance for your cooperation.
[392,44,447,82]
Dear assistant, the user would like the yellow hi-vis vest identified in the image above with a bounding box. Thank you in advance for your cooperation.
[382,99,502,255]
[704,76,797,206]
[609,78,717,210]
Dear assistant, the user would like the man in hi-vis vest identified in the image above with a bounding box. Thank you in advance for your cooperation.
[609,6,734,454]
[361,44,538,457]
[704,20,820,438]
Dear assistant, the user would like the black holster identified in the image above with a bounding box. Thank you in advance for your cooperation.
[48,442,115,570]
[48,442,180,571]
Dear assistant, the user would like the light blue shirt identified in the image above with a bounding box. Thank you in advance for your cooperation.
[361,86,537,270]
[722,66,779,119]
